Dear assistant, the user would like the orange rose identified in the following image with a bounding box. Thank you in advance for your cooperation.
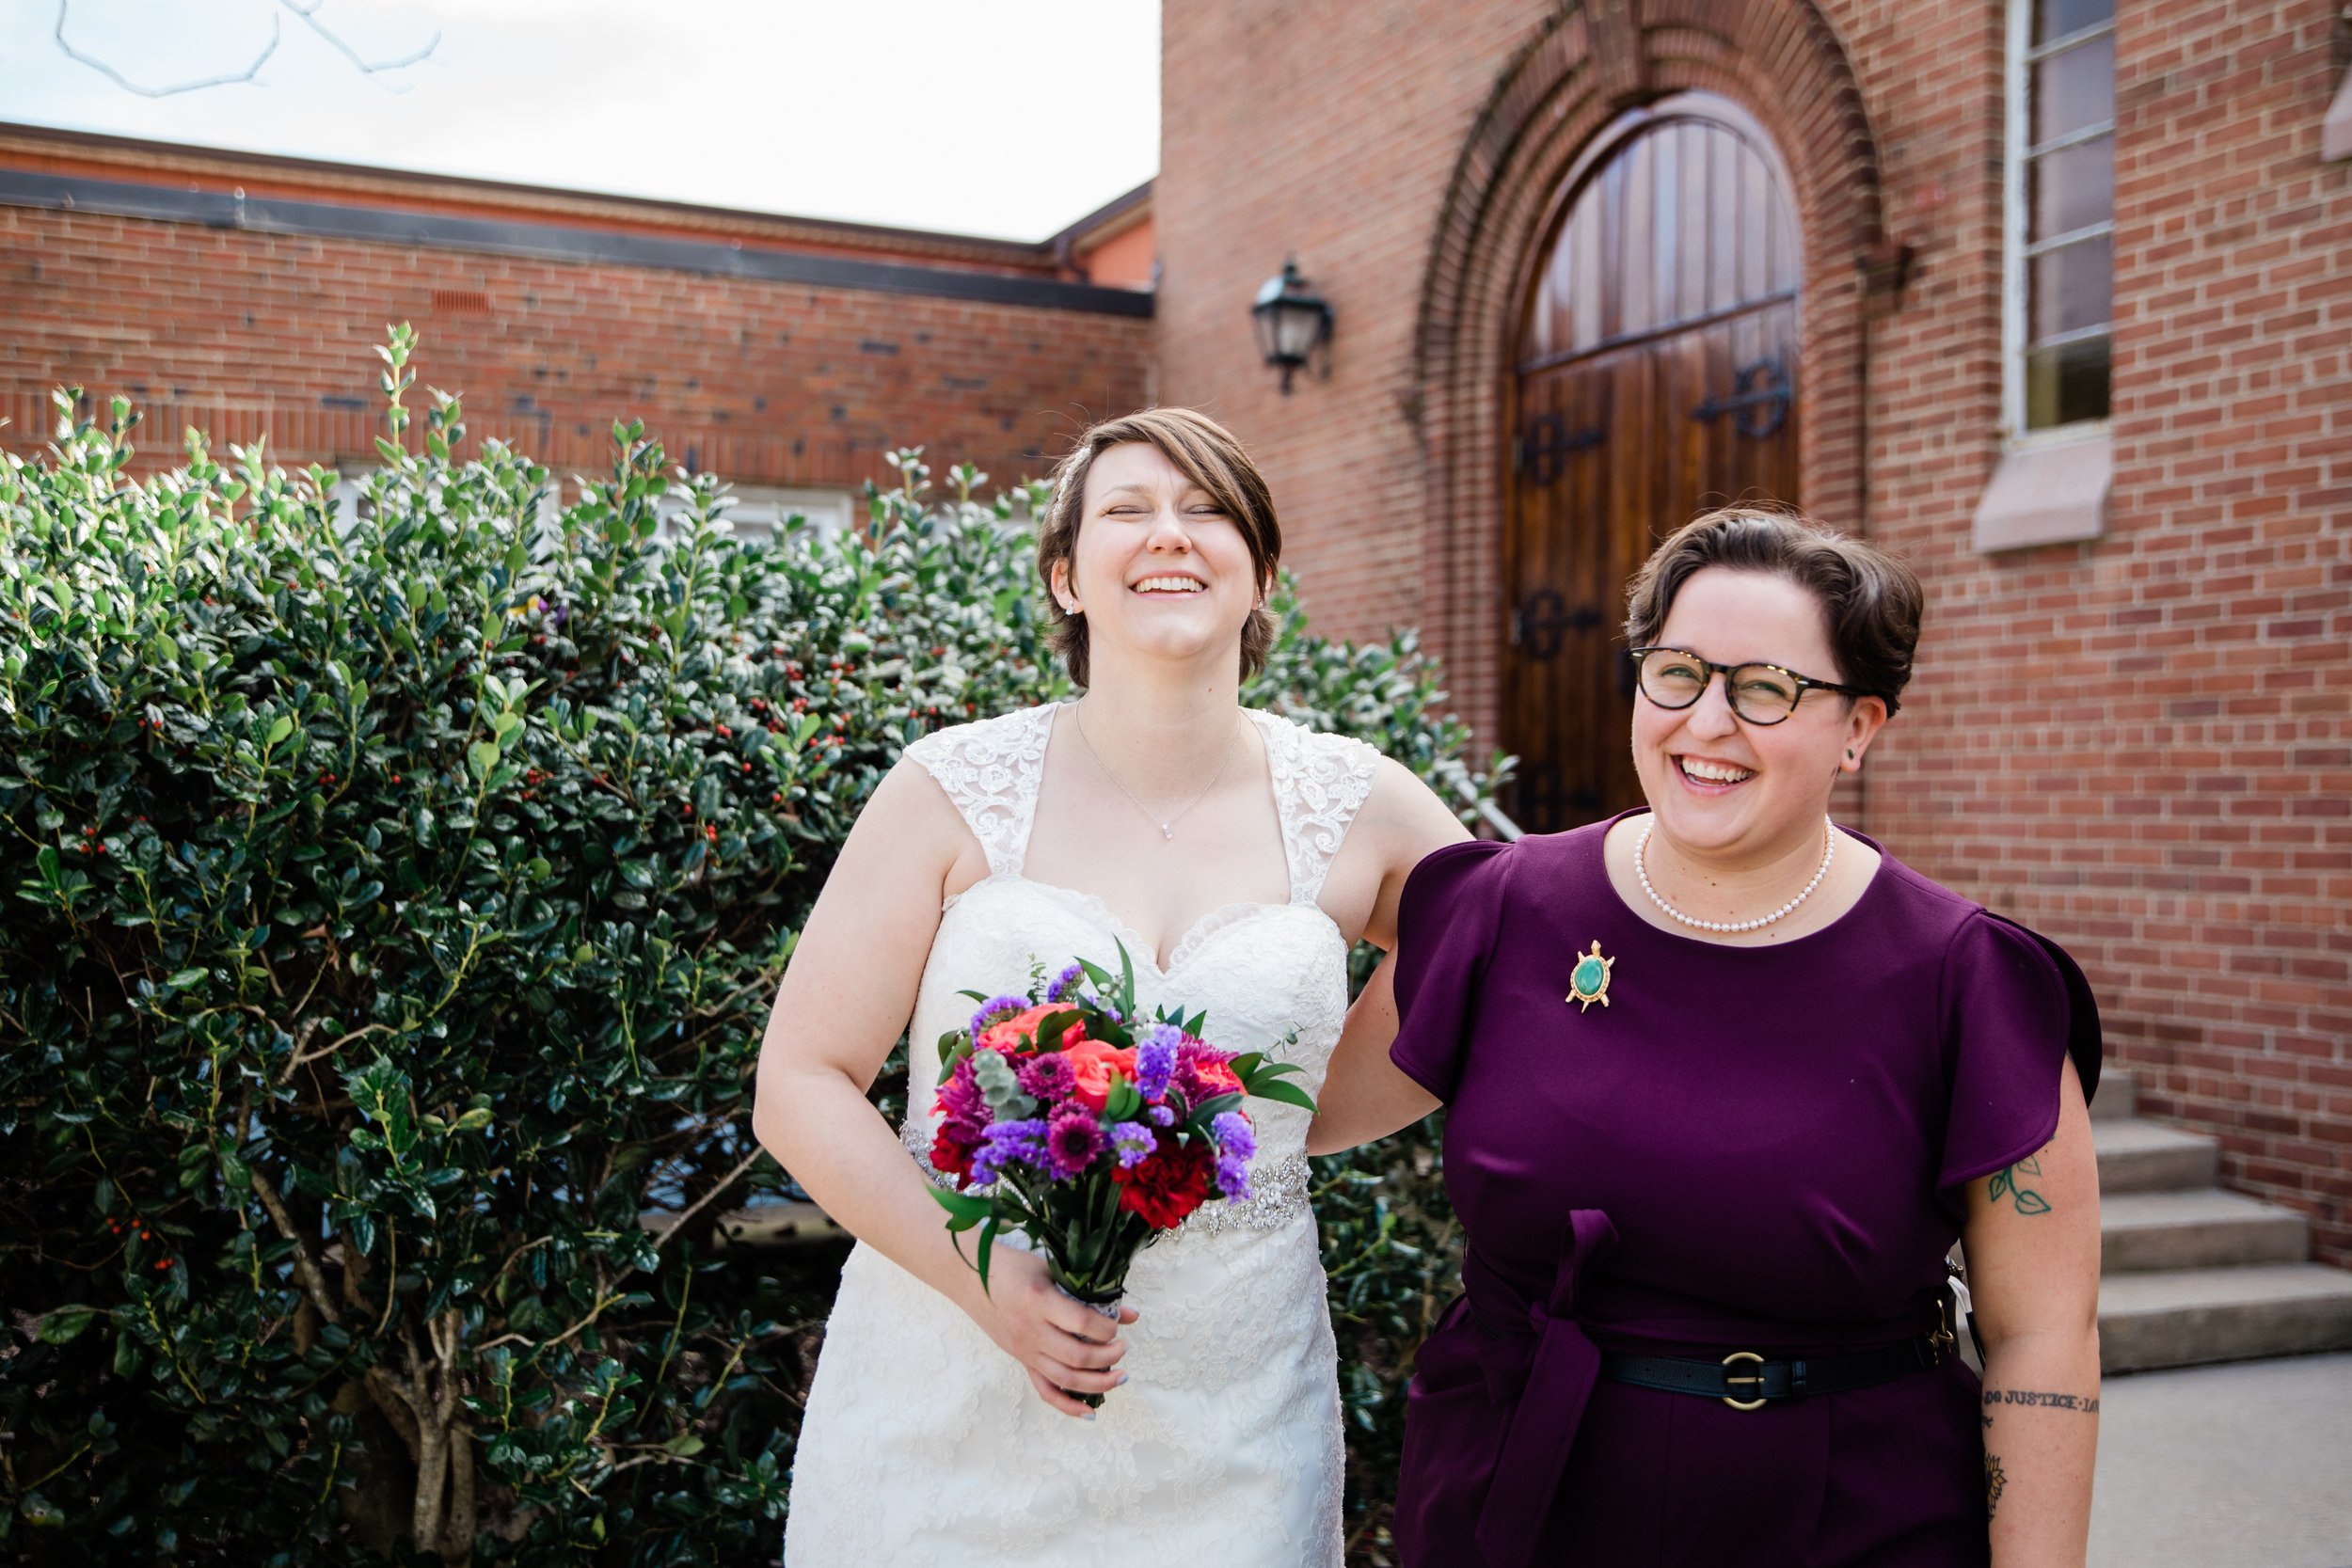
[1189,1057,1243,1097]
[1063,1039,1139,1112]
[977,1005,1084,1055]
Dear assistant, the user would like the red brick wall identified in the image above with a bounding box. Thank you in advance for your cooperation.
[1855,0,2352,1262]
[1158,0,2352,1260]
[0,170,1151,496]
[1155,0,1556,640]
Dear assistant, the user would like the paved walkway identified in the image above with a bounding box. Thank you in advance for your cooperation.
[2091,1353,2352,1567]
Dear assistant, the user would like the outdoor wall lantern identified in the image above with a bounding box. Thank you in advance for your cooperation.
[1252,260,1331,393]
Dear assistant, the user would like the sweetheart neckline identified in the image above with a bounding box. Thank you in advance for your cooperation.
[940,872,1344,976]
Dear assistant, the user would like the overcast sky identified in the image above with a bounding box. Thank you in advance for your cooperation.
[0,0,1161,241]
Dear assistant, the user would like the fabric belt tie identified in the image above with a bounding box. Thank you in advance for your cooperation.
[1462,1208,1618,1568]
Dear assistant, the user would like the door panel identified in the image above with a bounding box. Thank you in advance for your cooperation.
[1502,95,1804,834]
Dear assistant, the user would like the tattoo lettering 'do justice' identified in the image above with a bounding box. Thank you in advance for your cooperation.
[1987,1148,2053,1216]
[1984,1452,2008,1519]
[1983,1389,2101,1415]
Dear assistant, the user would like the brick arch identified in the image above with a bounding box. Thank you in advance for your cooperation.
[1411,0,1887,746]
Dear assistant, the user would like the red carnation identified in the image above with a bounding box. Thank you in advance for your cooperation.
[930,1121,980,1184]
[1112,1133,1215,1229]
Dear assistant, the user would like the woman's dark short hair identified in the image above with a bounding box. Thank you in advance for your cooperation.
[1035,408,1280,689]
[1623,506,1923,714]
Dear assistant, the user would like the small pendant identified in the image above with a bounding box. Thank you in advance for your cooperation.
[1565,941,1615,1012]
[1159,824,1174,841]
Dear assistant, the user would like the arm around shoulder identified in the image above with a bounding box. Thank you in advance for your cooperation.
[1305,760,1480,1155]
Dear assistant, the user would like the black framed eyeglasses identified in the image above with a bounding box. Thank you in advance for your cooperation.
[1627,646,1867,725]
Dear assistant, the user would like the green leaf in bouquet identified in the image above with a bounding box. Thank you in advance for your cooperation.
[970,1050,1034,1119]
[1187,1091,1245,1128]
[1104,1079,1141,1121]
[929,1186,993,1228]
[936,1029,967,1068]
[1246,1079,1318,1114]
[974,1213,1000,1296]
[1230,1051,1265,1079]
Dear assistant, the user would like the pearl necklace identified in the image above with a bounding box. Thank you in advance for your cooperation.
[1635,816,1836,934]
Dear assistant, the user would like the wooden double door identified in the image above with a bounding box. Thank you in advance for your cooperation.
[1502,93,1804,834]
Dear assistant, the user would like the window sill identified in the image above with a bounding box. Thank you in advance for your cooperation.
[1971,429,2112,553]
[2326,64,2352,163]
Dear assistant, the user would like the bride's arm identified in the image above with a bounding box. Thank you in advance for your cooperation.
[752,760,1131,1418]
[1305,760,1465,1155]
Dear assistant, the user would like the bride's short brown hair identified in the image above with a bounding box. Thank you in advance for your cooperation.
[1035,408,1281,688]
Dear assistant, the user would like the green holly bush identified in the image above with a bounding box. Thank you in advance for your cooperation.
[0,327,1498,1564]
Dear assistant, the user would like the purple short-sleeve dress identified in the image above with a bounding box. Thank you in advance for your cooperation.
[1386,816,2100,1568]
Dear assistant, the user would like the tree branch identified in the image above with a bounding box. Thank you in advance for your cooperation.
[280,0,441,79]
[649,1145,766,1257]
[55,0,280,97]
[248,1160,343,1327]
[54,0,440,99]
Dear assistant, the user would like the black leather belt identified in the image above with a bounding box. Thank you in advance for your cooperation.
[1598,1334,1944,1411]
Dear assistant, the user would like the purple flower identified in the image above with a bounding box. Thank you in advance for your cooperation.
[1210,1110,1257,1163]
[1107,1120,1156,1168]
[1043,1109,1106,1180]
[1045,963,1087,1003]
[969,1117,1049,1186]
[969,995,1033,1041]
[935,1057,987,1127]
[1215,1152,1252,1203]
[1016,1052,1077,1103]
[1135,1025,1179,1101]
[1210,1111,1256,1201]
[1148,1105,1175,1127]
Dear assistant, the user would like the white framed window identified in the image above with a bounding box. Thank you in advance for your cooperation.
[2003,0,2116,440]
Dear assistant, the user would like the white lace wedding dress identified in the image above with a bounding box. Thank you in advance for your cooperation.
[783,701,1375,1567]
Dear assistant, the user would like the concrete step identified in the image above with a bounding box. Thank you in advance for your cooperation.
[2093,1117,2218,1194]
[2090,1065,2136,1121]
[2099,1264,2352,1374]
[2101,1189,2311,1274]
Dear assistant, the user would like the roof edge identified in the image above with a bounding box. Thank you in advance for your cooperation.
[0,119,1079,270]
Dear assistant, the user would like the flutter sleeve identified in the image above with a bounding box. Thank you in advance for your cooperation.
[1387,837,1514,1102]
[1935,910,2105,1204]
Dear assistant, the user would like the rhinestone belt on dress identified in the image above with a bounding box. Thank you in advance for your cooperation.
[898,1118,1312,1239]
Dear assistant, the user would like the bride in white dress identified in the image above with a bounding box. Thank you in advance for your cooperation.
[753,408,1467,1566]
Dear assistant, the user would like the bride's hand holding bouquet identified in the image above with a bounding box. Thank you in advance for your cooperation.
[926,945,1315,1413]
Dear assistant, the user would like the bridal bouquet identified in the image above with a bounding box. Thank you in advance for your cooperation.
[926,945,1313,1397]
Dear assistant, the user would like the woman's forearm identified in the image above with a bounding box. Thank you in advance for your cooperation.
[754,1066,991,1322]
[1979,1327,2100,1567]
[1304,952,1440,1155]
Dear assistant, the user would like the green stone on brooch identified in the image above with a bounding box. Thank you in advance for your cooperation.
[1565,940,1615,1013]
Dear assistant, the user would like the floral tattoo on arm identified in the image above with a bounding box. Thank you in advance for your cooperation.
[1986,1148,2052,1215]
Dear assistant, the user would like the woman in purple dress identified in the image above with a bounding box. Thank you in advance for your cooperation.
[1311,509,2103,1567]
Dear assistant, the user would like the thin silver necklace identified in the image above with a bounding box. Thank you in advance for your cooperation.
[1071,702,1240,842]
[1635,815,1836,934]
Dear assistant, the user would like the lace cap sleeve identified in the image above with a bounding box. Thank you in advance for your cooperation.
[1262,717,1383,906]
[1388,838,1514,1102]
[1935,911,2104,1204]
[898,705,1055,879]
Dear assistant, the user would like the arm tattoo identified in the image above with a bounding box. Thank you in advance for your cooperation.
[1986,1149,2053,1215]
[1983,1388,2099,1415]
[1984,1452,2008,1518]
